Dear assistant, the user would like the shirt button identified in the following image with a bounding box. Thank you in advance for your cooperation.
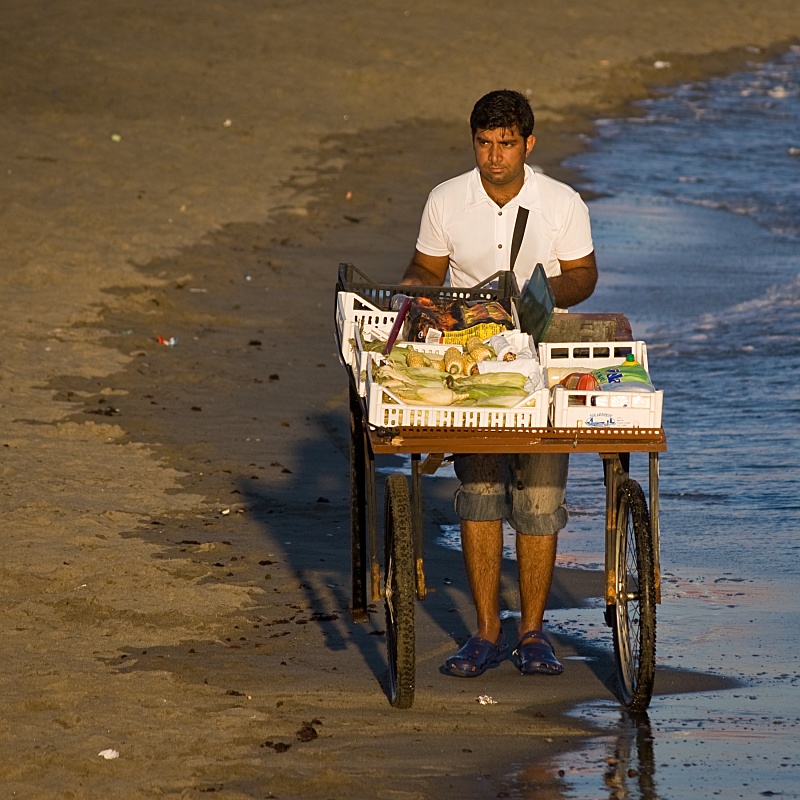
[498,243,503,249]
[498,211,503,216]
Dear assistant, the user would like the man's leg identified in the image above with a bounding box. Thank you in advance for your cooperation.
[516,531,558,635]
[441,455,510,677]
[452,453,510,641]
[509,451,569,634]
[461,518,503,642]
[514,531,563,674]
[509,453,568,674]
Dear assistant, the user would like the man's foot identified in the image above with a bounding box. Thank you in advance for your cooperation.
[513,630,563,675]
[442,630,509,677]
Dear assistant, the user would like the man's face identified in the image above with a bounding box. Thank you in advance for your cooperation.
[472,126,535,190]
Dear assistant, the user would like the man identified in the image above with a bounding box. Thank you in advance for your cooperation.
[400,89,597,678]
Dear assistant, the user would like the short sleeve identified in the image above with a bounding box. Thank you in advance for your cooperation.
[554,193,594,262]
[415,191,451,258]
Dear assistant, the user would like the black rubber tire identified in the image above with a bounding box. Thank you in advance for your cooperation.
[348,388,369,622]
[611,479,657,713]
[384,473,416,709]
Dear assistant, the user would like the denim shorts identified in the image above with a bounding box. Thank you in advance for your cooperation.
[453,452,569,536]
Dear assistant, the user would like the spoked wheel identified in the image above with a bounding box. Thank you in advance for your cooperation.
[383,473,416,709]
[611,479,657,712]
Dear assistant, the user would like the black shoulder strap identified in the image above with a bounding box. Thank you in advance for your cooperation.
[510,206,529,272]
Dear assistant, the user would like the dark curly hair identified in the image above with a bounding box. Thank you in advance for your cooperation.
[469,90,535,138]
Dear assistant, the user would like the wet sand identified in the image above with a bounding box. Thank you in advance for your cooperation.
[1,2,798,797]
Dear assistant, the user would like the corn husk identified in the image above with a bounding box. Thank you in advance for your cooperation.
[392,386,470,406]
[448,371,528,390]
[374,363,444,388]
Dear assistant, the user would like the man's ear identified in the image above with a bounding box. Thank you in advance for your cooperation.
[526,135,537,157]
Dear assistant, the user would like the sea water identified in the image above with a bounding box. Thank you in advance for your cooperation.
[412,47,800,798]
[544,46,800,799]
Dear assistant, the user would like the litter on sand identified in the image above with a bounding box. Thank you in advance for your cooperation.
[98,749,120,760]
[477,695,498,705]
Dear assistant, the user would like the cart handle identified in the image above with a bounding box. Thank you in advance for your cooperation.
[382,296,412,355]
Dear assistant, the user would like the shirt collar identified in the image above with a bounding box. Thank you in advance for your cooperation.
[464,164,542,213]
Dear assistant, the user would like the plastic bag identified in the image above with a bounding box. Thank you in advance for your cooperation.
[592,355,655,392]
[402,297,515,344]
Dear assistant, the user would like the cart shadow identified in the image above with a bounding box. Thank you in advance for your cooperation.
[230,407,508,699]
[227,408,408,696]
[235,406,627,704]
[233,473,392,686]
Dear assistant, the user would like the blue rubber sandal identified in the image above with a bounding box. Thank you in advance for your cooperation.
[514,630,564,676]
[442,630,509,678]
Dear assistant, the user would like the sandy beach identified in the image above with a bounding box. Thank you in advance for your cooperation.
[1,2,798,797]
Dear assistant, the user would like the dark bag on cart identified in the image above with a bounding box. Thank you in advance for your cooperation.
[402,296,515,345]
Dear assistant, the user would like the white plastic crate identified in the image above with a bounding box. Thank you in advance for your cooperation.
[364,373,550,429]
[538,340,650,379]
[550,385,663,428]
[336,290,397,363]
[539,340,662,428]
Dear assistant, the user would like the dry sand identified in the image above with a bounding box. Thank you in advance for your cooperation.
[1,2,797,797]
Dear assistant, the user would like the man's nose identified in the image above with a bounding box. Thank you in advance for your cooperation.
[487,145,502,163]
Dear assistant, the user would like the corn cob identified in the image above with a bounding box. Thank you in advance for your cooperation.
[464,336,497,362]
[405,348,427,369]
[462,351,480,376]
[464,335,483,353]
[429,355,446,372]
[443,347,464,375]
[467,343,493,363]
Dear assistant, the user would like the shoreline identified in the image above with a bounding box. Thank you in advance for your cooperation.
[1,3,798,795]
[526,38,800,192]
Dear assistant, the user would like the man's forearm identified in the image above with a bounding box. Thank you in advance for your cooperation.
[548,265,598,308]
[400,260,445,286]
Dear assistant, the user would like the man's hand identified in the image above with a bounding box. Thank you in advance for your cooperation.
[400,250,449,287]
[548,252,598,308]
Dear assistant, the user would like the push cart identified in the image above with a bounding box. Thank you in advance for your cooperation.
[335,264,667,713]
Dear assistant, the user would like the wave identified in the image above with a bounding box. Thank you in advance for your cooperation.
[571,47,800,241]
[660,491,731,504]
[649,274,800,358]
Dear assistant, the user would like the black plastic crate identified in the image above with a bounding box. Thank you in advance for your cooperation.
[336,263,520,311]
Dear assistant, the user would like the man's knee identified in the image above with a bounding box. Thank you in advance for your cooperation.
[510,452,569,535]
[453,485,508,522]
[510,504,568,536]
[453,453,510,521]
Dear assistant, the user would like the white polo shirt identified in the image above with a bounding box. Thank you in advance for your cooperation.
[415,164,594,289]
